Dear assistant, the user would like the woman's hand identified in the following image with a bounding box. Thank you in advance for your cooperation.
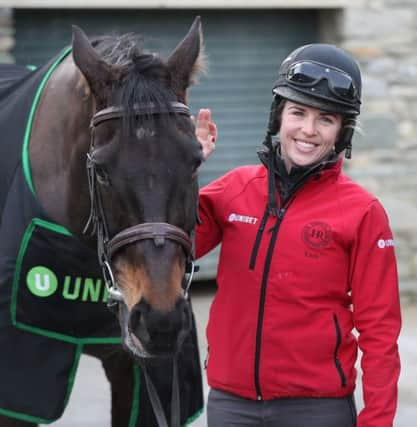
[194,109,217,161]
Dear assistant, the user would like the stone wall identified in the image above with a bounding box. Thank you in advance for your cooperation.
[342,0,417,293]
[0,8,13,63]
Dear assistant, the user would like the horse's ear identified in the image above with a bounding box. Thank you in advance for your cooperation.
[167,16,206,101]
[71,25,113,98]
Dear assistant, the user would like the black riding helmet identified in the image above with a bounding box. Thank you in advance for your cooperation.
[269,43,362,157]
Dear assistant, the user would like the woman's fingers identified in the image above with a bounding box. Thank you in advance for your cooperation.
[195,109,217,160]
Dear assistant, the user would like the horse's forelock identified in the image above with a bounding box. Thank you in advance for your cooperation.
[120,51,178,134]
[93,33,143,68]
[93,33,170,89]
[93,34,183,135]
[120,75,179,139]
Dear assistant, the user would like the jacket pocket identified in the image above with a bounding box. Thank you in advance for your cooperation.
[333,314,347,387]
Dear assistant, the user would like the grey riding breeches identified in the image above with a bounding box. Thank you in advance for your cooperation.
[207,388,357,427]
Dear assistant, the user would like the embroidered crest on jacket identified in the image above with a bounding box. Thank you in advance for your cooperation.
[302,221,333,249]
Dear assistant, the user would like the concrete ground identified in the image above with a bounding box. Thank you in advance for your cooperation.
[43,286,417,427]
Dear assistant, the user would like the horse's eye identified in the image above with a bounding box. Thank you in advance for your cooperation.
[95,166,111,186]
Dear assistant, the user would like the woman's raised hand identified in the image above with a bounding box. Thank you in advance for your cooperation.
[194,109,217,161]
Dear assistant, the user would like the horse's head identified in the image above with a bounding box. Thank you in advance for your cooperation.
[71,19,205,358]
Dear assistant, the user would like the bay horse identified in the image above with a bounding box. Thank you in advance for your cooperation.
[0,17,204,427]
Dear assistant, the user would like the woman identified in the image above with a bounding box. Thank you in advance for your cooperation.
[195,43,401,427]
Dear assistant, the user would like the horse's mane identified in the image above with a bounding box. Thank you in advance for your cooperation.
[92,34,178,132]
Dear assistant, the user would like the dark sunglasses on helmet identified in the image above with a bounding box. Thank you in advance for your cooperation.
[286,61,359,104]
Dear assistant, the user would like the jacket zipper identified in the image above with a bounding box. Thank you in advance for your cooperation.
[251,165,324,399]
[333,314,347,387]
[254,207,286,399]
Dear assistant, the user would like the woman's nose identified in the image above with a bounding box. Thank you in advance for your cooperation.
[301,117,317,136]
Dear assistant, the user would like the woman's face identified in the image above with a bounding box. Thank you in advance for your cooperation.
[279,101,343,171]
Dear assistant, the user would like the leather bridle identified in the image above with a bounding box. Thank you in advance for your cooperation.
[83,101,199,427]
[84,101,197,306]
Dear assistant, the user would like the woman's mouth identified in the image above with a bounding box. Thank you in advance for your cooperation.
[295,140,319,152]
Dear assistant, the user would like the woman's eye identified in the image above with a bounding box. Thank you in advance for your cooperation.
[320,116,334,124]
[292,110,304,116]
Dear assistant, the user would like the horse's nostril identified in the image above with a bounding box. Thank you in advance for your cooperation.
[128,303,150,344]
[129,306,141,329]
[147,307,181,336]
[128,299,187,355]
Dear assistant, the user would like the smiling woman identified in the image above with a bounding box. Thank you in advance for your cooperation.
[195,43,401,427]
[278,101,343,170]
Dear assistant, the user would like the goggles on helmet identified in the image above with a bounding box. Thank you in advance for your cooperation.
[286,61,359,104]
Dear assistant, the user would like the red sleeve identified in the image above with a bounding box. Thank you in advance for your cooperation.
[350,200,401,427]
[195,177,225,259]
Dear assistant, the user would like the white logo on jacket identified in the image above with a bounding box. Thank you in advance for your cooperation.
[228,213,258,225]
[377,239,395,249]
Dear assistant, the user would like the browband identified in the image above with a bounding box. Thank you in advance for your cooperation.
[91,102,191,128]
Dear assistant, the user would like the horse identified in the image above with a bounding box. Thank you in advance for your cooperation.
[0,17,205,427]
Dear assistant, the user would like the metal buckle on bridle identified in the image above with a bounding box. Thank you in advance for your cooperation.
[183,260,196,299]
[101,258,124,310]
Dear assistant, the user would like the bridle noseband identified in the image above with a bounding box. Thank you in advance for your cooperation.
[107,222,193,260]
[84,101,197,307]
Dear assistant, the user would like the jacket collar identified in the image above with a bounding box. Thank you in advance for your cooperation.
[258,142,342,205]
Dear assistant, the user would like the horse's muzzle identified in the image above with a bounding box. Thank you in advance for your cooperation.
[127,298,191,357]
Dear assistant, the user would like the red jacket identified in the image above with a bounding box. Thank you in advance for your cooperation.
[196,161,401,427]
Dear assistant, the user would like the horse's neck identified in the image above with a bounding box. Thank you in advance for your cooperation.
[30,54,94,233]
